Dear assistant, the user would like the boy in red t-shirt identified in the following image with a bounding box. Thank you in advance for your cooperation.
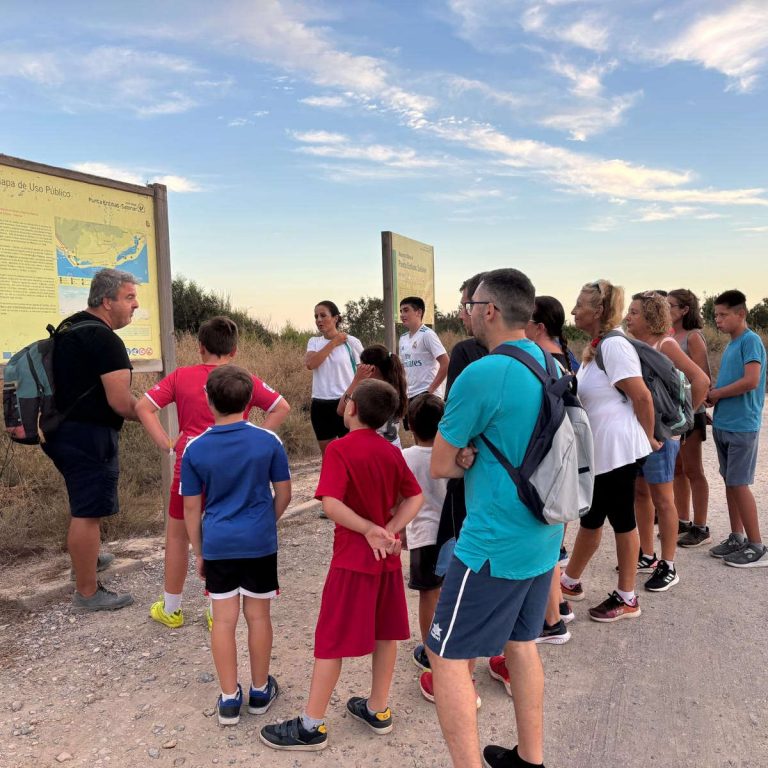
[260,379,423,752]
[136,316,290,629]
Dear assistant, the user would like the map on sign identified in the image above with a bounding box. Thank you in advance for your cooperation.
[55,217,149,281]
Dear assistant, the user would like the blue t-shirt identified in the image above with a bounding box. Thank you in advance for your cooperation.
[714,329,766,433]
[439,339,563,580]
[180,421,291,560]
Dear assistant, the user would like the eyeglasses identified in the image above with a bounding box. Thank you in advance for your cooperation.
[343,393,354,403]
[463,301,495,313]
[667,302,681,309]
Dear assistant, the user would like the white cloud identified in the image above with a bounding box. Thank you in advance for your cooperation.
[446,76,525,107]
[540,91,640,141]
[662,2,768,92]
[69,162,200,192]
[294,134,447,169]
[549,56,616,98]
[292,130,349,144]
[737,225,768,232]
[426,188,505,202]
[300,94,350,108]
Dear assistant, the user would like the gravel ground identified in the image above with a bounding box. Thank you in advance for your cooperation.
[1,418,767,768]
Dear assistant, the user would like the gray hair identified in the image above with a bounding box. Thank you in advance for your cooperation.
[478,268,535,327]
[87,269,138,308]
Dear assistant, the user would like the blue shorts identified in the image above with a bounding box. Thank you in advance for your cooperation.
[425,556,552,659]
[638,438,680,484]
[713,429,760,486]
[42,421,120,519]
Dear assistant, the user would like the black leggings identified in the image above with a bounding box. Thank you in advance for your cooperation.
[579,461,640,534]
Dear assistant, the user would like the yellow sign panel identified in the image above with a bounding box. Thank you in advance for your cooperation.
[0,164,162,365]
[391,232,435,325]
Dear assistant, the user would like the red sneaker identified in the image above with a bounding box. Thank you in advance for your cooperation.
[419,671,481,708]
[487,655,512,698]
[560,579,585,601]
[588,591,641,623]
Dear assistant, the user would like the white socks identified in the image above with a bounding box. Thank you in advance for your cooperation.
[163,592,182,614]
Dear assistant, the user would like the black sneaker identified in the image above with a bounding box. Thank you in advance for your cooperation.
[248,675,278,714]
[678,519,693,536]
[217,684,242,726]
[723,543,768,568]
[644,561,680,592]
[483,744,543,768]
[260,716,328,751]
[615,550,658,574]
[346,696,393,734]
[534,619,571,645]
[412,643,430,671]
[559,600,575,624]
[678,525,712,548]
[709,533,747,558]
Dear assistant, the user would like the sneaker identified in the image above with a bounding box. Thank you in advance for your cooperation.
[149,599,184,628]
[559,580,585,602]
[483,745,533,768]
[535,619,571,645]
[678,519,693,536]
[248,675,279,714]
[614,550,658,573]
[710,533,747,559]
[217,684,242,726]
[644,561,680,592]
[487,656,512,698]
[420,671,482,708]
[346,696,393,734]
[678,525,712,548]
[260,716,328,751]
[70,552,115,580]
[558,545,569,567]
[723,543,768,568]
[205,604,213,632]
[588,591,641,623]
[412,643,430,671]
[71,582,133,613]
[559,600,575,624]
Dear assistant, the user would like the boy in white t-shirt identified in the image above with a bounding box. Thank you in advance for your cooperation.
[401,394,448,673]
[398,297,449,412]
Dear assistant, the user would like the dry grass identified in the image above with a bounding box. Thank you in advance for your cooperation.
[1,326,765,562]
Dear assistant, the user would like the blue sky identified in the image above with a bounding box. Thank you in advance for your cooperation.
[2,0,767,329]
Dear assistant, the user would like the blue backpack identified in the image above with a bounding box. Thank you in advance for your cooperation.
[3,321,102,445]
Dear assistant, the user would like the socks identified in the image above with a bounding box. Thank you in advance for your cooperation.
[616,588,636,604]
[163,592,182,614]
[366,702,387,717]
[300,712,325,731]
[560,572,580,588]
[251,680,268,694]
[733,532,747,543]
[663,560,675,570]
[221,689,239,702]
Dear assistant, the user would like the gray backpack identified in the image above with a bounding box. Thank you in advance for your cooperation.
[479,346,595,526]
[595,331,693,441]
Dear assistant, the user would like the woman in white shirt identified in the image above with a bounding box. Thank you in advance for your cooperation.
[560,280,657,623]
[305,300,363,457]
[624,292,709,592]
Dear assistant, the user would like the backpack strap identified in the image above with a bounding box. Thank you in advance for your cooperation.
[488,343,560,383]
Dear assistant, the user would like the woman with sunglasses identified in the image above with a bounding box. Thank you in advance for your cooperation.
[305,300,363,457]
[667,289,713,548]
[560,280,655,622]
[624,292,709,591]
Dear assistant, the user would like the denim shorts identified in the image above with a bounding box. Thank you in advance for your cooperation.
[425,556,552,659]
[713,429,760,486]
[638,438,681,484]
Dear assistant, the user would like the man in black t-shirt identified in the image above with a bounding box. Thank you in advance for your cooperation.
[43,268,139,612]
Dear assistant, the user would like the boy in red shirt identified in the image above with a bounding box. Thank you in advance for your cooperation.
[136,316,290,628]
[260,379,423,752]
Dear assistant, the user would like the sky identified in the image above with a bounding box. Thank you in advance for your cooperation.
[2,0,767,330]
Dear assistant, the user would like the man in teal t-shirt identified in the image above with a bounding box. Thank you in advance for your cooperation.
[426,269,559,768]
[708,290,767,568]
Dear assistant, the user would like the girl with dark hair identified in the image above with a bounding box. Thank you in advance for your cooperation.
[337,344,408,446]
[305,301,363,457]
[667,289,713,548]
[528,295,577,373]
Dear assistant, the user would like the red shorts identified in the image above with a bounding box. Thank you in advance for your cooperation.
[314,567,410,659]
[168,475,205,521]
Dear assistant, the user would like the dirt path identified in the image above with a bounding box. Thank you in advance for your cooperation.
[2,427,767,768]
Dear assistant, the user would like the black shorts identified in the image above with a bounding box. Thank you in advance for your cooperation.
[579,461,640,534]
[204,553,279,598]
[42,421,119,519]
[310,398,349,441]
[408,544,444,591]
[683,411,707,442]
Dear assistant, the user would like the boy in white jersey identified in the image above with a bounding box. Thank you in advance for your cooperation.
[398,297,449,423]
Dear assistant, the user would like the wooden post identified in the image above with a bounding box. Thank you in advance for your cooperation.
[151,183,177,512]
[382,231,396,353]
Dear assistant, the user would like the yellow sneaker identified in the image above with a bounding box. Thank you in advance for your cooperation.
[205,605,213,632]
[149,599,184,628]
